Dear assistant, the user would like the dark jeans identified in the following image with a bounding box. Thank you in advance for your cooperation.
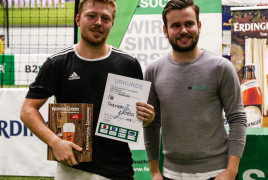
[164,173,239,180]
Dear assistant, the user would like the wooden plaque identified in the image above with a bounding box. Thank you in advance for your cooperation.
[47,103,93,162]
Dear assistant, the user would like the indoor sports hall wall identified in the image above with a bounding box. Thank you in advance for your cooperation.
[0,0,223,179]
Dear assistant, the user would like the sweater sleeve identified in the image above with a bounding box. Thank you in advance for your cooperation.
[143,64,162,161]
[218,58,247,157]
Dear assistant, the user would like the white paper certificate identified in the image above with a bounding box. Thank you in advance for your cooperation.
[95,73,151,144]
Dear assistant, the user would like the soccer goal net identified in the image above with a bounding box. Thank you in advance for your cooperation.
[0,0,76,87]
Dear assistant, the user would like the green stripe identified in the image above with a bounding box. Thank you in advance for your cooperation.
[195,0,222,13]
[106,0,140,47]
[132,150,151,179]
[134,0,221,15]
[0,55,15,85]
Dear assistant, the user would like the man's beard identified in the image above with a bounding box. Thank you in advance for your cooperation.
[81,33,106,46]
[168,33,199,53]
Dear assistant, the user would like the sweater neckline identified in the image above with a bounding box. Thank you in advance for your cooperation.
[168,49,206,66]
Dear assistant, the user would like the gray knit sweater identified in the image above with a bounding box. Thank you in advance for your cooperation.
[143,50,247,173]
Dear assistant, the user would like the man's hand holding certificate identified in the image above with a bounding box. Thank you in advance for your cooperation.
[136,102,155,126]
[95,73,154,144]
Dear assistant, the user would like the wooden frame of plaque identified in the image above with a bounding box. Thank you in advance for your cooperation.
[47,103,93,162]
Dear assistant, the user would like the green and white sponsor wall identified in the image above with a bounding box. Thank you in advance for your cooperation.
[0,0,222,86]
[0,54,52,85]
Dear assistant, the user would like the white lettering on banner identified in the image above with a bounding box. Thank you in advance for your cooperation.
[234,22,268,32]
[140,0,169,8]
[0,63,5,73]
[134,167,150,172]
[243,169,265,180]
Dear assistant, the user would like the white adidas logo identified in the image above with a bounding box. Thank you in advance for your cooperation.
[68,72,80,80]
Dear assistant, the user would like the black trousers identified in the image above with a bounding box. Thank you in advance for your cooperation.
[164,173,239,180]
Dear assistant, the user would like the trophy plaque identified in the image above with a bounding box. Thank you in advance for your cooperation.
[47,103,93,162]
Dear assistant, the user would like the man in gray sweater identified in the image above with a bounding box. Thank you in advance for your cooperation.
[143,0,247,180]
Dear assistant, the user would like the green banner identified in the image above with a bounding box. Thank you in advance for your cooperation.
[239,134,268,179]
[0,55,15,85]
[132,150,151,179]
[237,128,268,180]
[134,0,222,15]
[106,0,140,47]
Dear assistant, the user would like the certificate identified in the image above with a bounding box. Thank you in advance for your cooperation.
[95,73,151,144]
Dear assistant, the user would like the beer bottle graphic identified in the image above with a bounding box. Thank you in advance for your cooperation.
[56,126,63,139]
[241,64,262,127]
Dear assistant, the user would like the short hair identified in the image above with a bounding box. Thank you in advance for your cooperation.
[78,0,117,20]
[162,0,200,27]
[0,35,4,38]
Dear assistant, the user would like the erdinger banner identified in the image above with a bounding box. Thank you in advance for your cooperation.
[0,89,56,176]
[231,6,268,127]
